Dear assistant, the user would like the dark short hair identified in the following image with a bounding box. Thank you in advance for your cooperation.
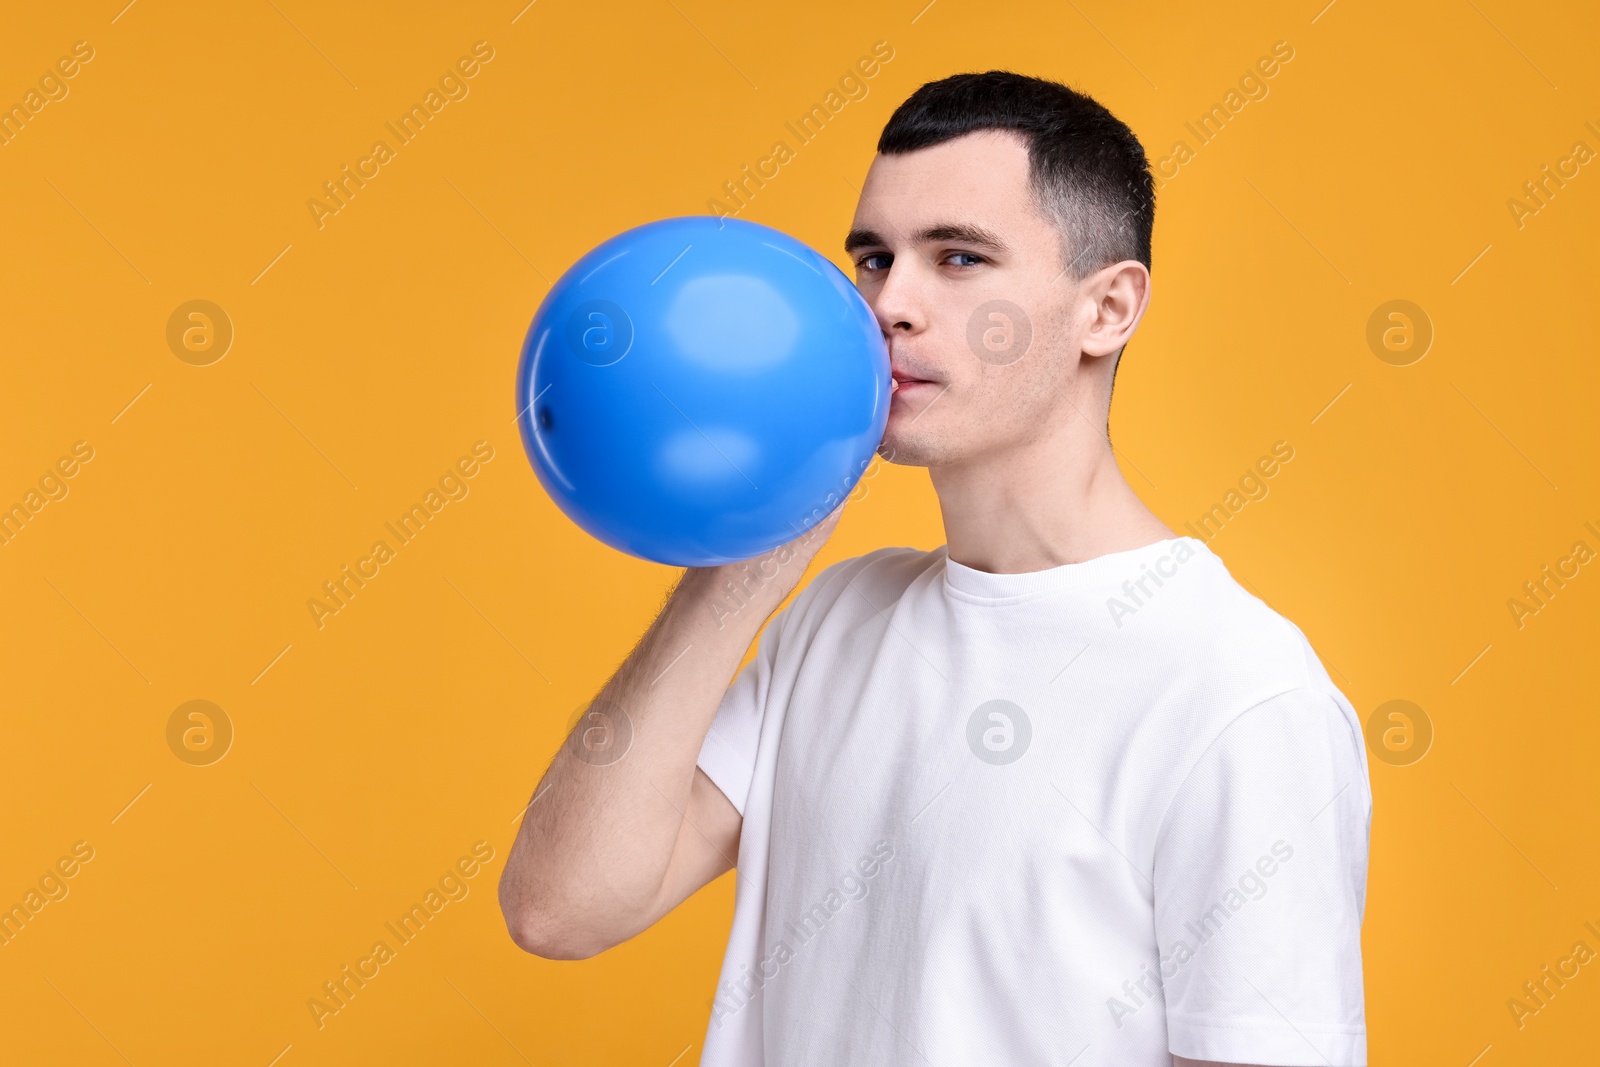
[877,70,1155,285]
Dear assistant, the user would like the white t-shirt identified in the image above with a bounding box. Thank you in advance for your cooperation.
[695,536,1372,1066]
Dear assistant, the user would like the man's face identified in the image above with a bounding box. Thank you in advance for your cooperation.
[846,129,1081,468]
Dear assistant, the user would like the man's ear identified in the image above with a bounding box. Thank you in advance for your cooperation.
[1079,260,1149,360]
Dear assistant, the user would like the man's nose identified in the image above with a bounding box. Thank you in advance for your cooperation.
[870,261,925,335]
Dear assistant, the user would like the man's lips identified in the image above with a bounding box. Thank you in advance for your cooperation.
[891,377,936,395]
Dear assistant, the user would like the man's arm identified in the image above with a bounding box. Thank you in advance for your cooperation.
[1154,688,1372,1066]
[497,509,840,960]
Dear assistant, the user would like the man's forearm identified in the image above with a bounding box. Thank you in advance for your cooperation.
[497,557,800,953]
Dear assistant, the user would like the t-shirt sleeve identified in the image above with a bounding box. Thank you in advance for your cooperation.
[1152,686,1373,1066]
[694,609,785,819]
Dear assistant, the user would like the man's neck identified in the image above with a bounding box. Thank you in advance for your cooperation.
[929,416,1178,576]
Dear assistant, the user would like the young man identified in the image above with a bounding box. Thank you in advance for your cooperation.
[499,71,1372,1067]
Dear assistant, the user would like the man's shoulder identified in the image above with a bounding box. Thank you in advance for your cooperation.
[813,543,939,583]
[1122,543,1358,744]
[1128,542,1330,682]
[793,544,939,615]
[1135,558,1367,825]
[761,544,937,647]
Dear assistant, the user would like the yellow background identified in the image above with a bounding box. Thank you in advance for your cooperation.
[2,0,1597,1063]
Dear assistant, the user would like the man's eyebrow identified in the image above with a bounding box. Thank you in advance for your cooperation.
[843,223,1012,256]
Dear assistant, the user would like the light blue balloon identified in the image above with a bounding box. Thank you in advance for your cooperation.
[515,216,890,566]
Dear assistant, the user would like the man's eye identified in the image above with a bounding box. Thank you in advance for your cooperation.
[857,251,987,271]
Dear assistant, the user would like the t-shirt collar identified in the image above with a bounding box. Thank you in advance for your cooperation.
[940,536,1207,603]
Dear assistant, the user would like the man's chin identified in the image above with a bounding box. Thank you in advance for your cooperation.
[875,435,936,469]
